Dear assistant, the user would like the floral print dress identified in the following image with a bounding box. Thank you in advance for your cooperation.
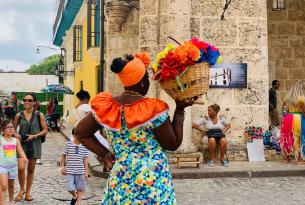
[90,92,176,205]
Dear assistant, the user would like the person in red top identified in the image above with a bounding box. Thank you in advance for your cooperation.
[46,98,53,115]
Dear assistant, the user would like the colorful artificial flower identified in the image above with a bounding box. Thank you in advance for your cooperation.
[154,51,182,81]
[190,38,210,52]
[152,44,175,72]
[174,42,200,65]
[151,38,221,82]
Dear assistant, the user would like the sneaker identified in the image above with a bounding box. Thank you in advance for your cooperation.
[221,159,229,167]
[70,197,77,205]
[207,160,214,167]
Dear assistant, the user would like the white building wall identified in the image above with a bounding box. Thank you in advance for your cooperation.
[0,72,59,93]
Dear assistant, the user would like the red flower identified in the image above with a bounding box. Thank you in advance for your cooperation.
[190,38,210,52]
[154,51,183,81]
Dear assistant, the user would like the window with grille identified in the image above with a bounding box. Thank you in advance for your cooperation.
[87,0,100,49]
[73,25,82,62]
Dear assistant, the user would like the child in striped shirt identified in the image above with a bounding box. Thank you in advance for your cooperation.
[0,119,27,205]
[60,128,89,205]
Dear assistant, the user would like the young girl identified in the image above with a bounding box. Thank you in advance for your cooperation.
[0,119,27,205]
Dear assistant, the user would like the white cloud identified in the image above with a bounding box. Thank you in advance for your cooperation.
[0,14,17,44]
[0,0,55,71]
[0,59,31,72]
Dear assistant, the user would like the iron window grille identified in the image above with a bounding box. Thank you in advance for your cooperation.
[87,0,100,49]
[73,25,83,62]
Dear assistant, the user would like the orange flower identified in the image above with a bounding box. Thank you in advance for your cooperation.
[174,42,200,64]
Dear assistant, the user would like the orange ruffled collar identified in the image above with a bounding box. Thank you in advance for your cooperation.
[90,92,169,131]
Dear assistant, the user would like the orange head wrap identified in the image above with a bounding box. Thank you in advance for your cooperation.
[118,52,150,87]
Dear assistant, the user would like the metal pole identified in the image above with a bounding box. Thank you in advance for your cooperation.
[98,0,105,92]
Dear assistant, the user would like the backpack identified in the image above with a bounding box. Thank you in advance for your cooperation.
[18,111,46,143]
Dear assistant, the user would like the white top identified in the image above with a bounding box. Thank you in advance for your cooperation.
[74,104,91,123]
[73,103,110,149]
[195,116,229,130]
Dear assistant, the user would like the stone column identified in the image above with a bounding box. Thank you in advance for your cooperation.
[139,0,198,153]
[138,0,160,97]
[158,0,198,153]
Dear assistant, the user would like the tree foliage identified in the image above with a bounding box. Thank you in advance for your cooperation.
[26,54,60,75]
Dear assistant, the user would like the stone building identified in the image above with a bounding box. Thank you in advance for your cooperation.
[53,0,305,160]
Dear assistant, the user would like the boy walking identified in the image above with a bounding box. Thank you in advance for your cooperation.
[60,129,89,205]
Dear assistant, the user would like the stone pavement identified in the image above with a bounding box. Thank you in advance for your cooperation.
[7,131,305,205]
[10,132,107,205]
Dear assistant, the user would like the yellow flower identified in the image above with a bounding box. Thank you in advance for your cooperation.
[216,56,222,64]
[152,44,176,72]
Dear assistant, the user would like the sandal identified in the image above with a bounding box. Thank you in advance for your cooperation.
[25,194,33,201]
[15,191,24,201]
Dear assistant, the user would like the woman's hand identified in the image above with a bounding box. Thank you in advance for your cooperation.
[103,153,115,172]
[22,158,28,164]
[13,132,21,140]
[25,135,36,142]
[175,96,198,110]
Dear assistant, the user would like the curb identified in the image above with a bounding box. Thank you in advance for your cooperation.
[171,169,305,179]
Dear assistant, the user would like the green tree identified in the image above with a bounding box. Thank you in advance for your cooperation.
[26,54,60,75]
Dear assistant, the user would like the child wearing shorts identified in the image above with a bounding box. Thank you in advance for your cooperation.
[0,119,27,205]
[60,128,89,205]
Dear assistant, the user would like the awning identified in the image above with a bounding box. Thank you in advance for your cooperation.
[53,0,83,46]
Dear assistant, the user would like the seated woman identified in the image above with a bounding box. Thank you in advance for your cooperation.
[192,104,231,167]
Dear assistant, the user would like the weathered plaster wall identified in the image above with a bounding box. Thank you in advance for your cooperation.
[189,0,269,153]
[268,0,305,103]
[137,0,269,158]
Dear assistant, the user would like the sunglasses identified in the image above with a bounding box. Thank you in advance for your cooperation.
[23,99,34,103]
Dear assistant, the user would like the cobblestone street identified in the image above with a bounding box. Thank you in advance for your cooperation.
[10,132,305,205]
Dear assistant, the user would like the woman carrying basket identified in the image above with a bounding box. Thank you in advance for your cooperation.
[75,52,196,204]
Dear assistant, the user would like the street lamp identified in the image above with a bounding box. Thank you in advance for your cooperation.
[36,46,73,82]
[36,45,60,54]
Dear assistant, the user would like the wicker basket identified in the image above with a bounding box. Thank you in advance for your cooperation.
[159,62,210,100]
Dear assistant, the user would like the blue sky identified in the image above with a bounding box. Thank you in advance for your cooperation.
[0,0,57,71]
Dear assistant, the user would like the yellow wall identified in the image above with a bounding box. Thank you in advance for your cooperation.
[73,16,99,105]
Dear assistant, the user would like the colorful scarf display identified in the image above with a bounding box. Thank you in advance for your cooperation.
[280,114,294,155]
[301,115,305,159]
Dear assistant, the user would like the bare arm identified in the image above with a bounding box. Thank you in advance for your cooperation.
[154,100,195,151]
[16,139,27,161]
[13,113,21,140]
[223,124,231,133]
[192,123,205,133]
[36,112,48,138]
[84,156,89,179]
[74,114,110,157]
[60,154,66,175]
[13,113,20,130]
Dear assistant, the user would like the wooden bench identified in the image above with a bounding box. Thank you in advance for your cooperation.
[171,152,202,168]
